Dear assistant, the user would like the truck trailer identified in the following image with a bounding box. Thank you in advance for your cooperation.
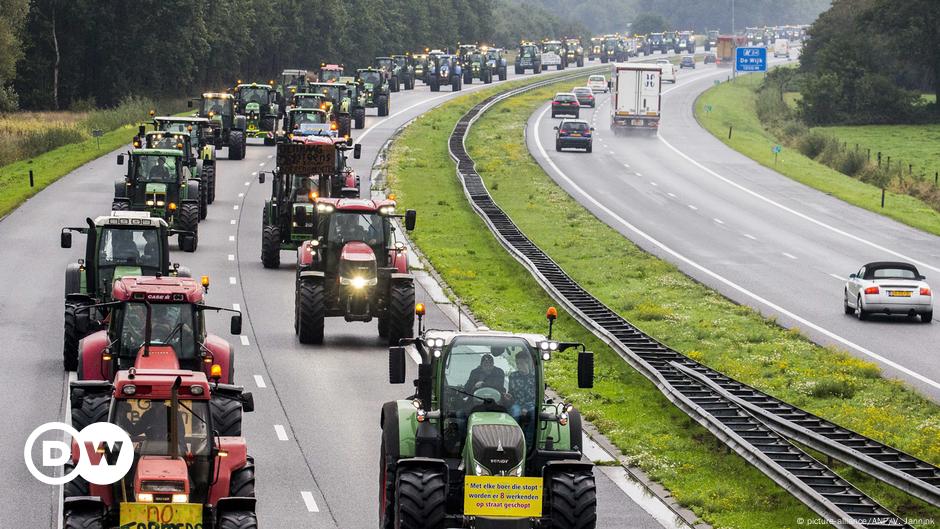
[610,63,662,133]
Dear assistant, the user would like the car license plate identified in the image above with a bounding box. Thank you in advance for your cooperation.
[631,119,644,126]
[888,291,912,297]
[570,133,581,137]
[120,503,202,527]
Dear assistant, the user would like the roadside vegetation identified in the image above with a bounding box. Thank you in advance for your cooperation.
[388,76,940,527]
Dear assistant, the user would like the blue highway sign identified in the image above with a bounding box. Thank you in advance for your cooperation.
[736,47,767,72]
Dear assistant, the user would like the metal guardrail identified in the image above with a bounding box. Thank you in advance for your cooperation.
[445,67,937,528]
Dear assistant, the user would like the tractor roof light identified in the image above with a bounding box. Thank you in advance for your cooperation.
[201,275,210,288]
[415,303,426,316]
[168,202,177,211]
[308,191,318,202]
[210,364,222,381]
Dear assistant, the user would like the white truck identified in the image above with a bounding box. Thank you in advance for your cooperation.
[610,63,662,133]
[774,38,790,58]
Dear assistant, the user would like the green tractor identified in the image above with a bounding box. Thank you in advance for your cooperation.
[138,130,208,220]
[189,92,247,160]
[412,53,429,85]
[277,69,310,116]
[233,82,279,146]
[306,82,354,138]
[258,139,361,268]
[112,148,201,252]
[341,76,368,129]
[375,56,403,92]
[319,63,345,83]
[356,67,391,117]
[152,116,218,204]
[483,47,508,81]
[59,211,187,370]
[381,308,597,529]
[392,54,416,90]
[564,37,585,67]
[460,46,493,84]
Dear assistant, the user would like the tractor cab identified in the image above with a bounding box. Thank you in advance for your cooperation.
[76,275,241,384]
[412,53,429,81]
[64,368,256,528]
[390,54,415,90]
[341,77,368,129]
[293,85,353,140]
[60,212,179,371]
[374,56,395,75]
[381,310,597,527]
[564,37,583,63]
[427,54,463,91]
[291,92,328,110]
[153,116,213,148]
[589,36,603,59]
[233,82,279,144]
[356,68,390,116]
[278,69,309,100]
[189,92,247,160]
[151,116,218,206]
[196,92,234,127]
[307,82,351,114]
[319,63,344,83]
[516,42,541,73]
[142,131,195,168]
[293,197,417,345]
[280,108,334,141]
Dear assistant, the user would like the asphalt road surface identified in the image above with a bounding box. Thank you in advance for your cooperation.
[0,58,672,529]
[527,53,940,402]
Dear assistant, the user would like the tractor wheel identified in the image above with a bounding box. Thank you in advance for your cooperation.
[297,279,325,345]
[177,203,199,252]
[210,394,243,437]
[63,461,89,499]
[406,76,415,90]
[452,77,460,92]
[377,95,389,117]
[338,114,352,140]
[111,200,129,211]
[261,116,276,132]
[217,511,258,529]
[64,509,104,529]
[464,70,472,85]
[395,466,446,529]
[63,302,82,371]
[197,181,208,220]
[548,471,597,529]
[261,225,281,269]
[230,456,256,497]
[387,282,415,346]
[354,108,366,129]
[379,437,395,529]
[71,392,110,431]
[377,317,389,338]
[390,76,399,92]
[204,164,216,204]
[429,79,440,92]
[228,130,246,160]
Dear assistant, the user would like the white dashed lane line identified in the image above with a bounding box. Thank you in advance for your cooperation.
[233,205,239,210]
[743,233,757,240]
[667,192,676,198]
[229,276,237,285]
[274,424,289,441]
[228,254,235,261]
[830,273,847,281]
[229,235,236,242]
[713,218,724,225]
[253,374,267,388]
[783,252,798,260]
[230,219,237,225]
[301,491,320,513]
[688,205,697,210]
[240,335,250,346]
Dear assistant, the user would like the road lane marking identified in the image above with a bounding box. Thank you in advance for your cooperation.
[623,163,630,168]
[230,219,237,225]
[233,205,239,210]
[743,233,757,240]
[634,172,642,176]
[259,162,266,167]
[274,424,289,441]
[228,254,235,261]
[229,235,236,241]
[713,218,724,224]
[251,172,257,176]
[650,182,657,186]
[253,374,266,388]
[244,181,250,186]
[229,276,237,285]
[267,154,274,159]
[782,252,797,260]
[240,335,250,346]
[688,205,697,210]
[667,192,676,198]
[238,192,244,198]
[830,273,847,281]
[232,303,240,311]
[532,103,940,391]
[301,491,320,512]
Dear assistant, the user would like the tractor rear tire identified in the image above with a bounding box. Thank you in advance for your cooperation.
[377,95,389,117]
[354,109,366,129]
[387,282,415,346]
[377,317,389,338]
[261,225,280,269]
[390,76,399,92]
[298,279,325,345]
[464,71,472,84]
[63,302,82,371]
[261,116,276,132]
[548,471,597,529]
[64,509,104,529]
[211,394,243,437]
[197,181,208,220]
[228,131,246,160]
[395,466,446,529]
[217,511,258,529]
[177,203,199,252]
[429,79,440,92]
[111,200,129,211]
[205,164,216,204]
[63,461,89,499]
[71,392,110,431]
[229,456,256,497]
[338,114,352,140]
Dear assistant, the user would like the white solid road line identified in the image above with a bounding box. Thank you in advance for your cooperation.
[254,374,267,389]
[532,104,940,391]
[301,491,320,513]
[713,218,724,224]
[688,205,697,210]
[240,335,250,346]
[830,273,847,281]
[782,252,798,260]
[274,424,289,441]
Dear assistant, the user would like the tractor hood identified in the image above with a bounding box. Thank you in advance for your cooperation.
[466,412,525,476]
[134,456,190,501]
[340,241,375,263]
[145,182,168,194]
[339,242,377,287]
[135,344,181,370]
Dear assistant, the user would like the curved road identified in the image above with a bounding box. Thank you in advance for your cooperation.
[527,54,940,402]
[1,59,675,529]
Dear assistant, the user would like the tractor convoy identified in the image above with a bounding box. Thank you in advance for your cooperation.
[49,33,623,529]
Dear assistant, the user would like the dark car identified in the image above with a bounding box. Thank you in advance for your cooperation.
[703,53,717,64]
[680,55,696,69]
[555,119,593,152]
[551,92,580,118]
[572,87,595,108]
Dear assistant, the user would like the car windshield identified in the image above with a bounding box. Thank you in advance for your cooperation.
[555,94,576,102]
[544,43,561,52]
[134,155,178,183]
[237,87,269,104]
[573,88,591,95]
[115,302,197,360]
[201,97,231,117]
[115,399,209,457]
[97,227,162,269]
[867,267,918,280]
[326,212,386,248]
[359,71,381,85]
[589,76,605,82]
[320,69,343,82]
[561,121,589,132]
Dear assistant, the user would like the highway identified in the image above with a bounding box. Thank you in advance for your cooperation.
[1,61,671,529]
[526,55,940,402]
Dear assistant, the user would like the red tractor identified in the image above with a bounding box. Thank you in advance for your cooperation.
[65,368,256,529]
[294,197,417,345]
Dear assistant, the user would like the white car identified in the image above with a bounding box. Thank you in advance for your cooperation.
[844,261,932,322]
[587,74,608,93]
[656,60,676,83]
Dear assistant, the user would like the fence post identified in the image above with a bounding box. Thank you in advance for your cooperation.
[935,171,938,186]
[867,148,870,161]
[881,188,885,208]
[909,164,912,175]
[29,170,34,188]
[877,152,882,166]
[728,126,733,139]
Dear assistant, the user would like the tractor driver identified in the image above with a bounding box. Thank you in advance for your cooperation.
[109,229,141,264]
[149,156,171,181]
[464,353,506,394]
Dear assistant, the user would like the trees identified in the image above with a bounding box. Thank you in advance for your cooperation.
[631,13,667,36]
[0,0,28,110]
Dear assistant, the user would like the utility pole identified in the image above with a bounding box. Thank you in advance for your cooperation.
[731,0,736,34]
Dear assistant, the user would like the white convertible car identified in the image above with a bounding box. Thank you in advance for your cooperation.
[844,261,932,322]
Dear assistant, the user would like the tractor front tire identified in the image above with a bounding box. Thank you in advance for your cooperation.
[204,164,216,204]
[64,509,104,529]
[218,511,258,529]
[339,114,352,140]
[377,317,389,338]
[211,395,243,437]
[177,203,200,252]
[429,79,440,92]
[354,108,366,129]
[197,182,208,220]
[298,279,325,344]
[228,131,246,160]
[548,471,597,529]
[464,70,472,85]
[261,116,276,132]
[379,436,396,529]
[63,302,82,371]
[63,461,89,499]
[390,76,400,92]
[395,466,446,529]
[261,225,280,268]
[71,391,110,431]
[377,95,389,117]
[387,282,415,346]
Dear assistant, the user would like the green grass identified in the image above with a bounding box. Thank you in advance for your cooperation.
[388,75,940,528]
[816,124,940,180]
[695,74,940,237]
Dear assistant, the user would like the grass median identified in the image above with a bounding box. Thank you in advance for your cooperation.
[695,74,940,237]
[387,75,940,527]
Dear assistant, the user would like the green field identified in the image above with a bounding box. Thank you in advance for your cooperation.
[388,74,940,528]
[695,74,940,237]
[816,124,940,181]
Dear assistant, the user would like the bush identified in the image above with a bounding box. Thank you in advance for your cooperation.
[0,86,18,113]
[797,130,832,159]
[777,119,807,141]
[838,149,868,176]
[81,95,154,132]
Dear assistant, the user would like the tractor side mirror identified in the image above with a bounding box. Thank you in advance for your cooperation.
[230,314,242,335]
[258,172,265,184]
[354,143,362,159]
[116,154,124,165]
[389,347,406,384]
[404,209,416,231]
[240,392,255,413]
[61,231,72,249]
[187,100,193,108]
[294,205,308,226]
[577,351,594,388]
[138,125,146,136]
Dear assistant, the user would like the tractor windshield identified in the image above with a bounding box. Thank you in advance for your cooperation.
[201,97,232,117]
[544,43,562,53]
[282,73,306,87]
[288,111,329,135]
[392,57,407,68]
[134,154,178,183]
[320,69,343,83]
[155,121,190,134]
[97,227,162,271]
[311,84,344,103]
[115,399,209,456]
[521,45,538,57]
[358,71,381,86]
[470,52,483,63]
[114,302,198,361]
[376,58,394,71]
[237,87,270,105]
[486,50,500,61]
[148,135,187,151]
[294,94,325,109]
[440,336,539,455]
[326,212,386,249]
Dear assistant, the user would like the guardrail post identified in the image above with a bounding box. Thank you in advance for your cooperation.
[28,169,34,188]
[881,188,885,208]
[728,125,733,139]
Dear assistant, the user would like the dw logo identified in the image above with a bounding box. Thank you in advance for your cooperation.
[23,422,133,485]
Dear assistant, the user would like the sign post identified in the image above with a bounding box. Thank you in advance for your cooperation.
[735,47,767,73]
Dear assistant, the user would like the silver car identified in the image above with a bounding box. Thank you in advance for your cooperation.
[844,261,932,322]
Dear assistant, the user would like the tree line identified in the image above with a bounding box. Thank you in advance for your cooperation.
[2,0,584,111]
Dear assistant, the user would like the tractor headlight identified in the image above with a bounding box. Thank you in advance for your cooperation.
[473,462,491,476]
[137,493,154,503]
[340,276,377,289]
[146,200,155,206]
[317,204,334,213]
[172,494,188,503]
[156,200,165,207]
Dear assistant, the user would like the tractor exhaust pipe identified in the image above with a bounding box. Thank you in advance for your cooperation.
[169,376,182,459]
[143,301,152,357]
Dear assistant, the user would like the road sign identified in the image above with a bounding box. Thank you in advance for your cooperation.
[772,145,782,154]
[735,47,767,72]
